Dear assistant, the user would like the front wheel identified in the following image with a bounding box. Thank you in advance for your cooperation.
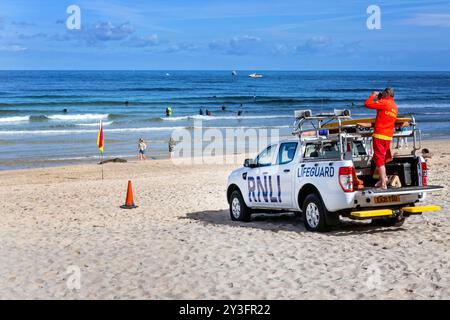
[302,193,329,232]
[229,190,251,222]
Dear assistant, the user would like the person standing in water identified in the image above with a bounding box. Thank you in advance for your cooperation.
[138,138,147,160]
[365,88,398,189]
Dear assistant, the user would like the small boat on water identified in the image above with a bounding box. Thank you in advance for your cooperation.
[249,73,263,78]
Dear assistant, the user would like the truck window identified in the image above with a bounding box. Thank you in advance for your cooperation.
[304,144,320,158]
[278,142,298,165]
[352,140,367,156]
[322,142,340,158]
[304,142,340,159]
[256,145,276,167]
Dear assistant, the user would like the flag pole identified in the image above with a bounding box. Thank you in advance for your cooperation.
[97,119,104,181]
[101,151,104,180]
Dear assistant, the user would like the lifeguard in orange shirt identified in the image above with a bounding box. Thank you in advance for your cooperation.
[365,87,398,189]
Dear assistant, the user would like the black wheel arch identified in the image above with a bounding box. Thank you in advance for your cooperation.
[298,184,324,210]
[227,184,241,204]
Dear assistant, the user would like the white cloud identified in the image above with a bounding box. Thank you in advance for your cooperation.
[404,13,450,27]
[86,22,134,42]
[123,34,159,47]
[49,21,135,45]
[0,44,27,52]
[295,36,332,54]
[209,35,262,55]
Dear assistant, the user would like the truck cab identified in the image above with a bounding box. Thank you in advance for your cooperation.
[227,109,443,232]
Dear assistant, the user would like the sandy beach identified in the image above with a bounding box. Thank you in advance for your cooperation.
[0,139,449,300]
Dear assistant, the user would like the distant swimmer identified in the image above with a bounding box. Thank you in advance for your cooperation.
[165,107,173,117]
[206,109,212,116]
[62,108,68,113]
[199,108,204,116]
[125,101,129,106]
[221,105,226,111]
[237,110,243,116]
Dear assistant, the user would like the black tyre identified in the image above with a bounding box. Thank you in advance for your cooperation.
[229,190,251,222]
[372,216,406,227]
[302,193,329,232]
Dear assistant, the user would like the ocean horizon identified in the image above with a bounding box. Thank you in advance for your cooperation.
[1,70,449,170]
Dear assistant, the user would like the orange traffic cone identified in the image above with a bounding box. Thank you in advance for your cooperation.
[120,180,138,209]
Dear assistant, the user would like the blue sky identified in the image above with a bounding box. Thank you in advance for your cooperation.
[0,0,449,70]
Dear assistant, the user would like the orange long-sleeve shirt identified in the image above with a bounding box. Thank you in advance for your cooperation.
[365,94,398,140]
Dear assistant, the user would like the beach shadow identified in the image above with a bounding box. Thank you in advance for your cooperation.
[183,210,406,236]
[184,210,305,233]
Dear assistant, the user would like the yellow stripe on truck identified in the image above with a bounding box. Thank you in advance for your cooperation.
[402,205,441,214]
[351,209,393,218]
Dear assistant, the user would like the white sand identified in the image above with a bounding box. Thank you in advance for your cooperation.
[0,140,449,299]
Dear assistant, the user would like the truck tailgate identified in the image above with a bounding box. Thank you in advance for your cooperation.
[359,185,444,196]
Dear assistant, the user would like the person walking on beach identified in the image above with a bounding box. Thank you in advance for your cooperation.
[138,138,147,160]
[365,87,398,189]
[168,137,177,159]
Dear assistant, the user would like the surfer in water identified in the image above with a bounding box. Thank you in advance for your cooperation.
[237,103,243,116]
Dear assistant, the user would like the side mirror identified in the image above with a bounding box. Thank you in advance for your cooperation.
[244,158,256,168]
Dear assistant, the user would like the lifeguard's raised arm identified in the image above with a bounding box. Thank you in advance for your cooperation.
[365,94,388,110]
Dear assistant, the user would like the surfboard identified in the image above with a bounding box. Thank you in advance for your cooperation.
[322,117,412,129]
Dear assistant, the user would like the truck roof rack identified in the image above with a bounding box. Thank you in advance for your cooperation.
[292,109,352,136]
[292,109,421,157]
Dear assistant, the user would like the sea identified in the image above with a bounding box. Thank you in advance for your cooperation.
[0,70,449,170]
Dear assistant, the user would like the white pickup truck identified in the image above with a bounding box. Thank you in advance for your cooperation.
[226,110,443,232]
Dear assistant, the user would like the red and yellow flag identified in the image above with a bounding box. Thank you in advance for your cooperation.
[97,120,104,153]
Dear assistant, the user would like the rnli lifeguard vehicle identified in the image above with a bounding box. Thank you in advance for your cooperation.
[226,109,443,231]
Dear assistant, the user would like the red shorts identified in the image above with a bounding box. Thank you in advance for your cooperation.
[372,138,391,167]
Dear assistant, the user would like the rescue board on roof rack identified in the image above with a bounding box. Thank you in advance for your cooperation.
[322,117,413,129]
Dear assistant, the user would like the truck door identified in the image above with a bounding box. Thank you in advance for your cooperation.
[271,142,298,209]
[246,144,278,208]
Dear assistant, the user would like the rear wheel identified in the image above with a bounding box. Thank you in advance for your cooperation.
[302,193,329,232]
[229,190,251,222]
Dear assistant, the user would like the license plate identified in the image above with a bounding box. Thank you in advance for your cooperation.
[374,195,401,204]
